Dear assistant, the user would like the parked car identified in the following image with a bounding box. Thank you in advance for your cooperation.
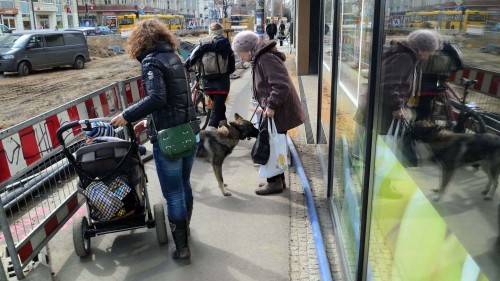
[96,26,114,35]
[0,30,90,76]
[0,24,12,38]
[64,27,100,36]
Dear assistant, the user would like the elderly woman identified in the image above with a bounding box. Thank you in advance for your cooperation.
[380,29,440,167]
[231,31,306,195]
[381,29,440,132]
[111,19,199,263]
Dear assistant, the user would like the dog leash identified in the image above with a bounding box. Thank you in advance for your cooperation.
[250,101,262,126]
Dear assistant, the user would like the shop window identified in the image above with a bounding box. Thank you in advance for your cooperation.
[67,15,74,28]
[38,15,50,29]
[2,17,16,30]
[56,15,62,29]
[366,1,500,281]
[23,19,32,30]
[328,0,375,279]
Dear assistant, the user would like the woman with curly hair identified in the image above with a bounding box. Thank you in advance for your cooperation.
[111,19,199,264]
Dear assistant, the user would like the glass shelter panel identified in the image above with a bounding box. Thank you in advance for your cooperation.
[329,0,376,279]
[367,0,500,280]
[319,0,333,170]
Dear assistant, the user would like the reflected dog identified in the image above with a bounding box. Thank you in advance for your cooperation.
[196,113,259,196]
[412,121,500,201]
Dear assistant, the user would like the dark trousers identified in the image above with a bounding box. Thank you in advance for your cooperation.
[415,95,435,122]
[208,94,227,127]
[268,34,275,40]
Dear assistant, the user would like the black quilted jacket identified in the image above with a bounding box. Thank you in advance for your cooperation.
[122,41,199,142]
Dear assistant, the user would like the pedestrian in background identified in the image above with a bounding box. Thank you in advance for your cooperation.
[110,19,200,264]
[279,20,286,37]
[184,23,236,129]
[265,20,278,40]
[231,31,306,195]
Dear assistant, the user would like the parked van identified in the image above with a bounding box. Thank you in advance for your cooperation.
[0,30,90,76]
[64,27,101,36]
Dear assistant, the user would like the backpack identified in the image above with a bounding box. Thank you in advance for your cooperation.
[424,41,464,73]
[420,41,464,92]
[196,36,229,80]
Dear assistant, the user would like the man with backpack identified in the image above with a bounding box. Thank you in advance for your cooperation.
[184,23,236,129]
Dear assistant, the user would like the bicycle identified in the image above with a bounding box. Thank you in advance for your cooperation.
[431,78,486,134]
[188,69,212,130]
[277,32,290,45]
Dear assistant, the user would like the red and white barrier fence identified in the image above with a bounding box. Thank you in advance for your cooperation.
[0,86,121,185]
[450,67,500,98]
[0,82,125,280]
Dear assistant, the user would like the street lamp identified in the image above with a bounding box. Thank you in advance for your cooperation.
[31,0,37,29]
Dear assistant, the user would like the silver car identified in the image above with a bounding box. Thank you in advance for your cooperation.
[0,30,90,76]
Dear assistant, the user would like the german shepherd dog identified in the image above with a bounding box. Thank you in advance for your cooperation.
[411,121,500,201]
[196,113,259,196]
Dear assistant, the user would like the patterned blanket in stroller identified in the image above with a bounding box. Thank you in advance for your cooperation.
[76,137,143,221]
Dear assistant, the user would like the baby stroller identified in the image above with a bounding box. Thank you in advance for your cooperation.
[56,117,168,257]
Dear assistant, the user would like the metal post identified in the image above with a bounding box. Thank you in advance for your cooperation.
[0,201,25,280]
[0,255,7,281]
[256,0,265,36]
[31,0,37,29]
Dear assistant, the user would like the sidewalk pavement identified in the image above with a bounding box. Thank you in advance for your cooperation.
[22,42,343,281]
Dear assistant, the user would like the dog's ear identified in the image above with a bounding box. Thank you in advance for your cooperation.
[229,121,238,128]
[234,113,242,120]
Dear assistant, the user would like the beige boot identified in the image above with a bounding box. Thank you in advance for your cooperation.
[255,178,284,195]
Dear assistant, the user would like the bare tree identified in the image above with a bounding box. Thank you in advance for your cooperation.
[214,0,235,18]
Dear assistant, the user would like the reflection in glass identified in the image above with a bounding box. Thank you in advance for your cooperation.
[369,0,500,280]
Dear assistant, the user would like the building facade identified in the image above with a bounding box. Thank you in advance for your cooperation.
[0,0,212,31]
[0,0,79,30]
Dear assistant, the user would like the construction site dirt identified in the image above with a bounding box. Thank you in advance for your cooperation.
[0,35,201,131]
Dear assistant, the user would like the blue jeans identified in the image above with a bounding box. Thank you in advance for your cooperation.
[152,141,198,221]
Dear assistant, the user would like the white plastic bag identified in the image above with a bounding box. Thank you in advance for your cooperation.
[384,118,417,166]
[258,118,288,178]
[385,118,403,152]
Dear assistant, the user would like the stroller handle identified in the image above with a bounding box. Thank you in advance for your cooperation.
[56,117,135,148]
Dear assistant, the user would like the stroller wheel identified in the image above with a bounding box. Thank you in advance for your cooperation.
[73,216,91,257]
[154,204,168,245]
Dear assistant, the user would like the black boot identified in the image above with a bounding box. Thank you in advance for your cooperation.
[169,219,191,263]
[186,203,193,237]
